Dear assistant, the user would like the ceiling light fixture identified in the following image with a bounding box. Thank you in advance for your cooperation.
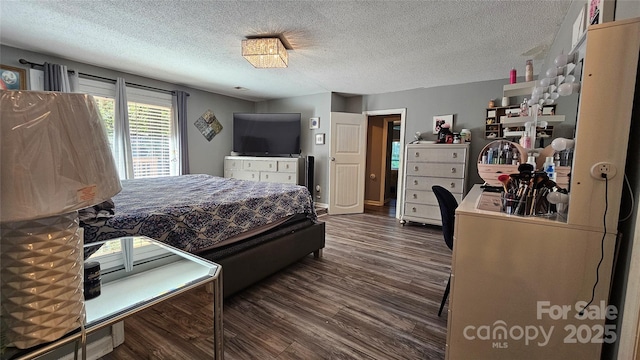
[242,37,288,68]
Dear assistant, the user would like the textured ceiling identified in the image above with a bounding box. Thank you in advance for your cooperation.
[0,1,572,101]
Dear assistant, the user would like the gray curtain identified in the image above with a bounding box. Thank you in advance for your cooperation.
[172,91,190,174]
[114,78,135,179]
[43,63,71,92]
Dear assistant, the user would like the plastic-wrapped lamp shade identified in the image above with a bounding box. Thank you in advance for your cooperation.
[1,90,121,349]
[1,91,122,222]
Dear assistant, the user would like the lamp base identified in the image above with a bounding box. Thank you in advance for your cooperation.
[1,212,84,349]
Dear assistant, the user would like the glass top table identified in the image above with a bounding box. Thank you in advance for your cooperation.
[5,236,223,360]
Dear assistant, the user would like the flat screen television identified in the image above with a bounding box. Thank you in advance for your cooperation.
[232,113,301,156]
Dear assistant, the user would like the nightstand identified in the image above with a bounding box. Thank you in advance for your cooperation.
[4,236,223,360]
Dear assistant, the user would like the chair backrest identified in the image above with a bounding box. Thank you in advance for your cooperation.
[432,185,458,251]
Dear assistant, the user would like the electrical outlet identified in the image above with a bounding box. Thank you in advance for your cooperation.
[590,162,617,180]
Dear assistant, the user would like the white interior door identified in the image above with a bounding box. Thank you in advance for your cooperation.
[328,112,367,215]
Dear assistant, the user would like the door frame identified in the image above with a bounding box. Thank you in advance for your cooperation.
[363,116,396,207]
[363,108,406,219]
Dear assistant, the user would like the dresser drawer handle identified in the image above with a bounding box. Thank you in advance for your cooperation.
[414,180,419,185]
[450,182,455,188]
[286,164,290,169]
[265,174,269,179]
[247,163,251,168]
[252,174,256,178]
[415,152,420,157]
[269,164,273,168]
[452,152,458,158]
[412,207,417,212]
[412,193,417,199]
[288,175,292,180]
[414,166,419,171]
[451,167,456,173]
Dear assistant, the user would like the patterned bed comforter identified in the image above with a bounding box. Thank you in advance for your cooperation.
[82,174,316,253]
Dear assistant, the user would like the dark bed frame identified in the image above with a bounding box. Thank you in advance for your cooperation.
[197,220,325,298]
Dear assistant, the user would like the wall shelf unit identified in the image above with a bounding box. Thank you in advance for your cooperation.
[484,105,519,139]
[486,104,562,140]
[501,111,564,140]
[502,80,536,97]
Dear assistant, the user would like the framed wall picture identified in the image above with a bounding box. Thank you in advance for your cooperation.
[315,133,325,145]
[433,114,454,134]
[572,4,587,50]
[588,0,614,26]
[309,117,320,129]
[0,65,27,90]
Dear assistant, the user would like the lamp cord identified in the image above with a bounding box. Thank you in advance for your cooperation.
[619,173,635,222]
[580,175,608,316]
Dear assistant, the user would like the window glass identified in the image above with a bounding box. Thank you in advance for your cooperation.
[128,102,172,178]
[391,141,400,170]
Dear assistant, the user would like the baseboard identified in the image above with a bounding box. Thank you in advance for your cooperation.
[315,202,328,209]
[314,202,328,217]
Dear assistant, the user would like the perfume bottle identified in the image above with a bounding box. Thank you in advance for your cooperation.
[510,68,517,84]
[525,60,533,82]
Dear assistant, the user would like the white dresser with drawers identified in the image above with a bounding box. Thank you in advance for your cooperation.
[223,155,304,185]
[401,143,469,226]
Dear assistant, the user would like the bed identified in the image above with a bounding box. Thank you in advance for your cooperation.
[81,174,325,297]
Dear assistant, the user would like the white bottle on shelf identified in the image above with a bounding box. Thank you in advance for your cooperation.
[544,156,556,181]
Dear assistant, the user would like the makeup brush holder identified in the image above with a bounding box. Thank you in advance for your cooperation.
[501,191,551,217]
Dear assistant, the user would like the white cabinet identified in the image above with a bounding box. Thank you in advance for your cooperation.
[224,156,304,185]
[401,143,469,226]
[446,187,615,360]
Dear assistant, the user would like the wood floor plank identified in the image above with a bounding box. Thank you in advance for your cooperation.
[102,210,449,360]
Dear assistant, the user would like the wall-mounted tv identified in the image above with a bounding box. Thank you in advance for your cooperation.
[232,113,301,156]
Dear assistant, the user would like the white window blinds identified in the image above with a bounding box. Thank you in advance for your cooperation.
[127,101,172,178]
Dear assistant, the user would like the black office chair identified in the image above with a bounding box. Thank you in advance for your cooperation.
[432,185,458,317]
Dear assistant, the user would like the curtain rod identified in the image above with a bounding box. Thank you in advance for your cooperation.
[18,59,189,97]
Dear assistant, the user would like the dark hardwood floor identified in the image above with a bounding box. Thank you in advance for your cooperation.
[364,198,397,217]
[102,212,450,360]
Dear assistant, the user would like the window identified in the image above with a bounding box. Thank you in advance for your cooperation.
[79,78,175,179]
[93,96,115,148]
[391,141,401,170]
[127,101,172,178]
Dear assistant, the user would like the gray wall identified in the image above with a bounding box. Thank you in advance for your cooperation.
[362,79,519,187]
[262,77,581,203]
[256,93,331,203]
[0,45,256,177]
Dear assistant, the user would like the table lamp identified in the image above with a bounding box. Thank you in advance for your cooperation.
[1,91,121,349]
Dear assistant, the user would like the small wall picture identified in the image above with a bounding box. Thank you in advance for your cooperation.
[572,4,587,49]
[588,0,613,26]
[433,114,454,134]
[0,65,27,90]
[194,109,223,142]
[315,133,325,145]
[309,117,320,129]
